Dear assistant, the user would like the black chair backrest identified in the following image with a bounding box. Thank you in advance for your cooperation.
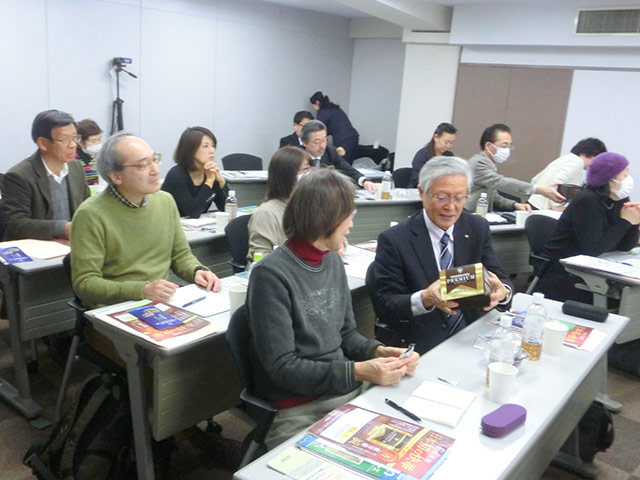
[226,304,255,392]
[222,153,262,171]
[225,214,252,271]
[392,168,412,188]
[525,214,558,256]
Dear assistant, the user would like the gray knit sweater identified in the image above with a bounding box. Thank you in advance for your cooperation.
[247,243,381,402]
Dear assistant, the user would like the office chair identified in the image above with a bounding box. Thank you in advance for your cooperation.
[225,305,279,468]
[524,214,558,295]
[224,214,252,272]
[222,153,262,171]
[55,254,124,421]
[392,167,412,189]
[351,144,390,166]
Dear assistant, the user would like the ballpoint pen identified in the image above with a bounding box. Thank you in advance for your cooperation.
[183,296,206,308]
[384,398,421,423]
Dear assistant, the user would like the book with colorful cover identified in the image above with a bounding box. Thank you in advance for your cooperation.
[300,404,454,480]
[0,246,33,264]
[105,301,213,344]
[128,304,184,330]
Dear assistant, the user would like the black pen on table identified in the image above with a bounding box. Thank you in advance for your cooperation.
[183,296,206,308]
[384,398,421,423]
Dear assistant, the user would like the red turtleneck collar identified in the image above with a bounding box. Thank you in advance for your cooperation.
[286,237,329,266]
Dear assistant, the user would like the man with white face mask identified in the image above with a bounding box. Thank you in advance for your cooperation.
[466,123,565,212]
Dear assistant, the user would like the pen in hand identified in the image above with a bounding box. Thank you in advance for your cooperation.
[385,398,421,423]
[182,296,206,308]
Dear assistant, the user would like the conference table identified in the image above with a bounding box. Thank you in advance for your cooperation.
[84,273,375,480]
[235,293,629,480]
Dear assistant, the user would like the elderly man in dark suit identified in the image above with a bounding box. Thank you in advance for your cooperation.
[2,109,90,240]
[367,156,513,354]
[300,120,376,193]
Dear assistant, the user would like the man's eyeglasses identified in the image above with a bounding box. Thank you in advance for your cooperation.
[122,153,162,171]
[491,142,515,151]
[308,136,327,146]
[427,193,468,205]
[52,134,82,146]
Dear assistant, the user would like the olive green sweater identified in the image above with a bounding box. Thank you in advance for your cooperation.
[70,190,203,308]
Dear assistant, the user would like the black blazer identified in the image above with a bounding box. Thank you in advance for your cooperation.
[279,132,301,148]
[319,145,364,185]
[367,210,512,354]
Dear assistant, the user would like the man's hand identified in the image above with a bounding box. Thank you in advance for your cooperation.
[336,146,346,156]
[484,270,509,311]
[514,202,532,212]
[420,279,459,315]
[536,184,566,203]
[64,221,72,239]
[363,180,377,193]
[374,345,420,376]
[143,279,179,302]
[194,269,222,292]
[354,357,409,385]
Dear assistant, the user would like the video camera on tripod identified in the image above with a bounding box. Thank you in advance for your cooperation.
[110,57,137,134]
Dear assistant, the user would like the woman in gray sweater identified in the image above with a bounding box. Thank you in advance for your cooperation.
[247,169,419,448]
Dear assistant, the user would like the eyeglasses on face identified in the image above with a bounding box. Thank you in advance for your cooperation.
[490,142,515,151]
[52,134,82,146]
[308,136,328,146]
[122,153,162,171]
[426,193,468,205]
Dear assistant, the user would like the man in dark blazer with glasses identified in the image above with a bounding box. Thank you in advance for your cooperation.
[366,156,513,354]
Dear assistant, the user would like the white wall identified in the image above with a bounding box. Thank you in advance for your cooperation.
[348,38,405,152]
[562,70,640,200]
[0,0,355,175]
[394,43,460,168]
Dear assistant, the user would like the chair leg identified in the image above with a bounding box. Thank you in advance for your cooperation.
[525,276,540,295]
[54,335,80,421]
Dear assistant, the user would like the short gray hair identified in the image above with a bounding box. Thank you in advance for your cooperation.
[300,119,326,143]
[418,156,472,193]
[97,131,136,183]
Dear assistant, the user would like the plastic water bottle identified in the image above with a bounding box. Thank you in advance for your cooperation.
[522,293,546,361]
[246,252,264,274]
[225,190,238,219]
[486,314,519,386]
[476,192,488,217]
[381,171,392,200]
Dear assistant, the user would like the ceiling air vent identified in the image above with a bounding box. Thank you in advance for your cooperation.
[576,7,640,35]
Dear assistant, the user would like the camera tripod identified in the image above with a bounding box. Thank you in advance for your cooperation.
[110,62,137,134]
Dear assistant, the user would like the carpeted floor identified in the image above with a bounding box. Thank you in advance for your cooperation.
[1,315,639,480]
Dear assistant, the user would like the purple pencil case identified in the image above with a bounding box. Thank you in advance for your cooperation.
[481,404,527,437]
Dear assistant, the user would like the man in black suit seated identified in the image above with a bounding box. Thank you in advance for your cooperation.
[279,110,314,148]
[301,120,376,193]
[366,156,513,354]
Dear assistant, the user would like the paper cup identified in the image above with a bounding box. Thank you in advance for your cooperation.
[216,212,231,232]
[229,285,248,314]
[515,210,530,227]
[544,321,569,355]
[488,362,518,403]
[374,184,383,200]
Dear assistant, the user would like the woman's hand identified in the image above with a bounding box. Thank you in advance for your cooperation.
[204,161,226,188]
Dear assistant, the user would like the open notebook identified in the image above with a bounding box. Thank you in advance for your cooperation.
[402,380,477,427]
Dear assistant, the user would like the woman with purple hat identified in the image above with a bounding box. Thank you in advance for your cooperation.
[536,152,640,303]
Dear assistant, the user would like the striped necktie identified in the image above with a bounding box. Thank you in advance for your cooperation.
[440,232,465,335]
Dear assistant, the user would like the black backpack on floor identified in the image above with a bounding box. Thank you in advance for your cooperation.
[578,400,615,463]
[24,373,136,480]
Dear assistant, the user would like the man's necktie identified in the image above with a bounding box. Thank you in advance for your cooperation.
[440,232,465,335]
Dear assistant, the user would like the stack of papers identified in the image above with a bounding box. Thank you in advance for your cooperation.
[343,245,376,279]
[167,283,230,317]
[562,254,640,279]
[0,239,70,260]
[402,381,477,427]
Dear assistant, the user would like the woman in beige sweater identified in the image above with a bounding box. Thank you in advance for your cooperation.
[247,147,311,264]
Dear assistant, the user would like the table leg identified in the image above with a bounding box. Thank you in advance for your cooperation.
[553,428,599,479]
[0,268,41,419]
[113,339,155,480]
[596,355,623,412]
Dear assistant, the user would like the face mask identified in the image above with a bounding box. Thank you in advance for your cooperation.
[611,175,634,199]
[84,144,102,156]
[490,144,510,164]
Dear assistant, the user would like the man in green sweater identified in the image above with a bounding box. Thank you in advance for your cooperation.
[70,132,221,309]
